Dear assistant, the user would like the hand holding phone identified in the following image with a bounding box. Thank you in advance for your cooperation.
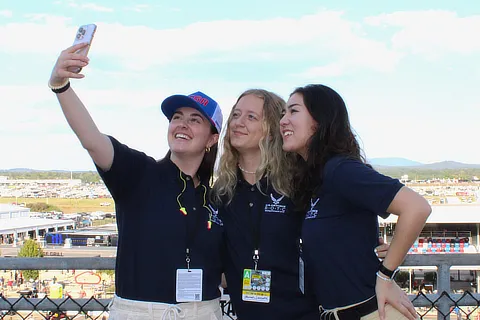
[68,24,97,73]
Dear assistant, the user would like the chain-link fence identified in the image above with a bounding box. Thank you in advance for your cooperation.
[1,255,479,320]
[0,291,479,319]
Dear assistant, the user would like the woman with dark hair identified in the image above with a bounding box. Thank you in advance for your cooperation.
[49,42,225,319]
[280,84,431,320]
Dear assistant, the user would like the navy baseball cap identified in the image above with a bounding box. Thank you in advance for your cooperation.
[161,91,223,133]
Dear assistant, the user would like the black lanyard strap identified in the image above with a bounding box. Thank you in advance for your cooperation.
[185,186,207,270]
[248,187,264,270]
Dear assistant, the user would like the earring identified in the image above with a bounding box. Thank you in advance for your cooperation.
[205,146,211,153]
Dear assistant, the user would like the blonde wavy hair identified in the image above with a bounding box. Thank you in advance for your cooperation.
[212,89,295,205]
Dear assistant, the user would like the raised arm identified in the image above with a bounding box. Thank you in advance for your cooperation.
[49,42,114,171]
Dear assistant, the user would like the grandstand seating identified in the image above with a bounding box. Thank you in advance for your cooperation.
[408,237,472,254]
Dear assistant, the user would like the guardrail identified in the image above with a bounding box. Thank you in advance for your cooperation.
[1,254,479,319]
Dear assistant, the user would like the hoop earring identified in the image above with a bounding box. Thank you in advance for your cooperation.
[205,146,211,153]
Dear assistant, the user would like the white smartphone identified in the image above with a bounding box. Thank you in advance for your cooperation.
[68,24,97,73]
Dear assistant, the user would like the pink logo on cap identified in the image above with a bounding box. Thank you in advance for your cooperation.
[189,95,209,106]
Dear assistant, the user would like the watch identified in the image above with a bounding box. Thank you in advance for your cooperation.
[378,263,399,279]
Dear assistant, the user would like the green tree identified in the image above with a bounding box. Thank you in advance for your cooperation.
[424,271,436,283]
[102,269,115,281]
[26,202,62,213]
[18,239,44,280]
[0,170,102,183]
[395,271,409,288]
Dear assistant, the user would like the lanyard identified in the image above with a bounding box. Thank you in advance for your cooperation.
[248,188,264,271]
[177,171,210,270]
[185,201,204,270]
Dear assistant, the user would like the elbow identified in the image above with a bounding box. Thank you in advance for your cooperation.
[80,141,93,151]
[419,198,432,220]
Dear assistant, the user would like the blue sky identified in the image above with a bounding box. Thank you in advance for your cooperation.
[0,0,479,170]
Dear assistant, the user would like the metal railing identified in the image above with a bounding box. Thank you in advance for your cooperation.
[1,254,479,319]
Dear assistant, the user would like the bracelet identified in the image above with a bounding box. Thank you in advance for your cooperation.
[50,81,71,94]
[48,78,69,89]
[376,271,393,282]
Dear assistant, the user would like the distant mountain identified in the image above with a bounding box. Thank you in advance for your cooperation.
[370,159,480,170]
[2,168,37,172]
[420,161,480,170]
[369,158,423,167]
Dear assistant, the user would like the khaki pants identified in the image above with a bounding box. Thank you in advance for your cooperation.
[361,304,410,320]
[108,295,223,320]
[320,297,410,320]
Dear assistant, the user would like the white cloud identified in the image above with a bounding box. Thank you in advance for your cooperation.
[0,10,401,75]
[0,78,240,170]
[124,4,151,13]
[2,9,479,169]
[297,36,403,78]
[365,10,480,58]
[0,10,13,18]
[80,3,114,12]
[56,0,114,12]
[0,15,75,55]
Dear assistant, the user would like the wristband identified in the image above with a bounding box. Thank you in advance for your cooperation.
[376,271,393,282]
[378,263,399,279]
[50,81,71,94]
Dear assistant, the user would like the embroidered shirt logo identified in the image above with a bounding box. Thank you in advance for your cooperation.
[305,198,319,219]
[208,204,223,226]
[264,193,286,213]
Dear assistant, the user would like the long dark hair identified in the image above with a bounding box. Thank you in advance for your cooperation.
[290,84,366,210]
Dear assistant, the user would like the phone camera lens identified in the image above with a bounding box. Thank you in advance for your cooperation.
[78,27,85,35]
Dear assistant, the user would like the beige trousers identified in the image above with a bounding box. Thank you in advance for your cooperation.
[320,296,410,320]
[361,304,410,320]
[108,295,223,320]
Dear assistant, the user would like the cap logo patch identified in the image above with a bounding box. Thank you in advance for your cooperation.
[189,95,209,106]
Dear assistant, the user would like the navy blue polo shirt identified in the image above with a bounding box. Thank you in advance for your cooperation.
[97,136,223,303]
[220,176,318,320]
[302,156,403,309]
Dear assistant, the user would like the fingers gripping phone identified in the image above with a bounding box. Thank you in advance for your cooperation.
[68,24,97,73]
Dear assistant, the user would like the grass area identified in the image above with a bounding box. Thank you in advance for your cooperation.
[0,197,115,214]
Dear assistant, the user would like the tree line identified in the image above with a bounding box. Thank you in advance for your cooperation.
[1,168,480,182]
[0,171,101,184]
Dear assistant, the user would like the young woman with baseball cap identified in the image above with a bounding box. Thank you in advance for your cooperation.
[49,42,225,320]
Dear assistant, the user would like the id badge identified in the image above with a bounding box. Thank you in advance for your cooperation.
[242,268,271,303]
[299,257,305,294]
[176,269,203,302]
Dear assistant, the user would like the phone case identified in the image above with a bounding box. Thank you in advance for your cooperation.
[69,24,97,73]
